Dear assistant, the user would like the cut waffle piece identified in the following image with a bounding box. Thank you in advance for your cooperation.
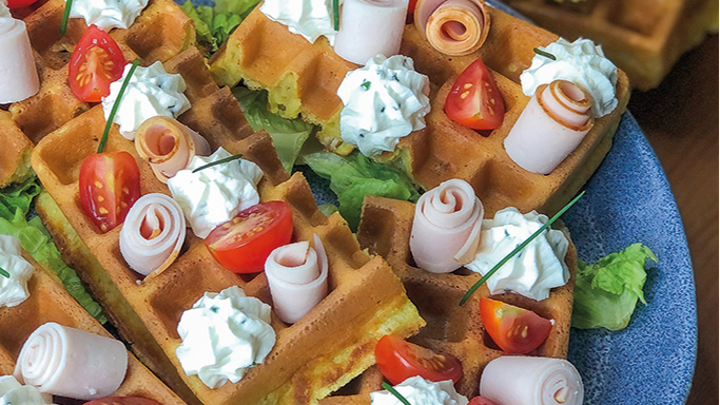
[210,6,630,216]
[503,0,717,90]
[0,255,187,405]
[351,195,576,399]
[0,111,34,188]
[9,0,196,144]
[32,47,425,405]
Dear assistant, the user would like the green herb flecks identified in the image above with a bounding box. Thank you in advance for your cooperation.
[459,190,585,306]
[60,0,74,36]
[0,267,9,278]
[192,154,244,173]
[361,80,371,90]
[99,59,140,154]
[533,47,557,60]
[381,382,411,405]
[333,0,340,31]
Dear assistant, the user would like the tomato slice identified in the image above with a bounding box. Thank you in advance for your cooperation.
[205,201,294,273]
[375,335,463,385]
[444,59,505,130]
[84,397,165,405]
[469,396,500,405]
[479,298,552,354]
[6,0,39,8]
[68,24,126,103]
[79,151,141,233]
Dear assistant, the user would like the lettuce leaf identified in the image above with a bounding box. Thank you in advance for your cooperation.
[304,151,419,230]
[180,0,260,55]
[0,178,106,324]
[571,243,657,330]
[233,86,314,174]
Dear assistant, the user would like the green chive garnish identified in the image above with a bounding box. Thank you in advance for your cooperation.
[361,80,371,90]
[459,191,585,306]
[381,382,411,405]
[0,267,9,278]
[332,0,340,31]
[533,47,557,61]
[60,0,74,36]
[192,154,244,173]
[98,59,141,154]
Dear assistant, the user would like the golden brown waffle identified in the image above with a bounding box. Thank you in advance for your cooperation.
[503,0,717,90]
[210,6,630,216]
[0,255,187,405]
[32,47,424,405]
[8,0,196,144]
[0,112,34,188]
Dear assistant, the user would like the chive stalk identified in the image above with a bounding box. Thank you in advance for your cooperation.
[0,267,8,278]
[60,0,74,36]
[533,47,557,61]
[459,191,585,306]
[381,382,411,405]
[98,59,141,154]
[332,0,340,31]
[192,154,244,173]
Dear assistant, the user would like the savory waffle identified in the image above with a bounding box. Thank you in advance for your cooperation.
[32,47,425,405]
[209,6,630,216]
[8,0,196,144]
[0,255,187,405]
[503,0,717,90]
[0,112,34,188]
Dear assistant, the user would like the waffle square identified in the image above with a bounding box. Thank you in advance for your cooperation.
[0,111,34,188]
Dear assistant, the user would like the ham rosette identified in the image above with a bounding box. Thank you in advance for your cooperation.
[135,116,211,183]
[119,193,186,276]
[265,234,329,324]
[410,179,484,273]
[414,0,490,56]
[0,15,40,103]
[480,356,584,405]
[504,80,595,174]
[14,322,128,400]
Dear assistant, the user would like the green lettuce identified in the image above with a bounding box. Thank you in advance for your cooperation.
[0,178,106,324]
[180,0,260,55]
[232,86,315,174]
[304,151,420,230]
[572,243,657,330]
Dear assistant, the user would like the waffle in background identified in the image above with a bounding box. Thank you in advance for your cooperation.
[503,0,718,90]
[0,255,188,405]
[8,0,196,145]
[32,47,425,405]
[0,112,34,188]
[210,6,630,216]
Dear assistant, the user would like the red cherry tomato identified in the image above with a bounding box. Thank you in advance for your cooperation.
[444,59,505,130]
[375,335,463,385]
[68,24,126,103]
[469,396,500,405]
[205,201,294,273]
[6,0,39,8]
[479,298,552,354]
[84,397,165,405]
[79,151,141,233]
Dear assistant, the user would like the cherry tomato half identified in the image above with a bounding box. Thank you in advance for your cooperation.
[469,396,500,405]
[84,397,165,405]
[479,298,552,354]
[444,59,505,130]
[205,201,294,273]
[79,151,141,233]
[69,24,126,103]
[6,0,39,8]
[375,335,463,386]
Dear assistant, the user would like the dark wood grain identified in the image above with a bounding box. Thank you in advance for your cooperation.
[629,34,718,405]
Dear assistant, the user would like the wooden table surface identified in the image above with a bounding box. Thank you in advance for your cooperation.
[629,35,718,404]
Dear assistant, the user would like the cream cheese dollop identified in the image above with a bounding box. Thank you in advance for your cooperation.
[371,376,468,405]
[0,234,34,308]
[102,61,191,140]
[520,38,618,117]
[167,147,263,239]
[0,375,54,405]
[0,0,10,18]
[465,207,569,301]
[260,0,342,45]
[175,286,276,389]
[337,54,431,157]
[65,0,148,31]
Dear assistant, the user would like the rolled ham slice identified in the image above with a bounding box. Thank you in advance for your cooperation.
[414,0,490,56]
[333,0,408,64]
[410,179,484,273]
[14,322,128,400]
[135,116,211,183]
[504,80,595,174]
[479,356,584,405]
[265,234,329,324]
[0,17,40,103]
[119,193,186,276]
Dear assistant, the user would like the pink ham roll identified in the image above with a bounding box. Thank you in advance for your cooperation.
[334,0,408,65]
[410,179,484,273]
[14,322,128,400]
[414,0,490,56]
[265,234,329,324]
[135,116,211,183]
[504,80,595,175]
[0,17,40,103]
[119,193,186,276]
[480,356,584,405]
